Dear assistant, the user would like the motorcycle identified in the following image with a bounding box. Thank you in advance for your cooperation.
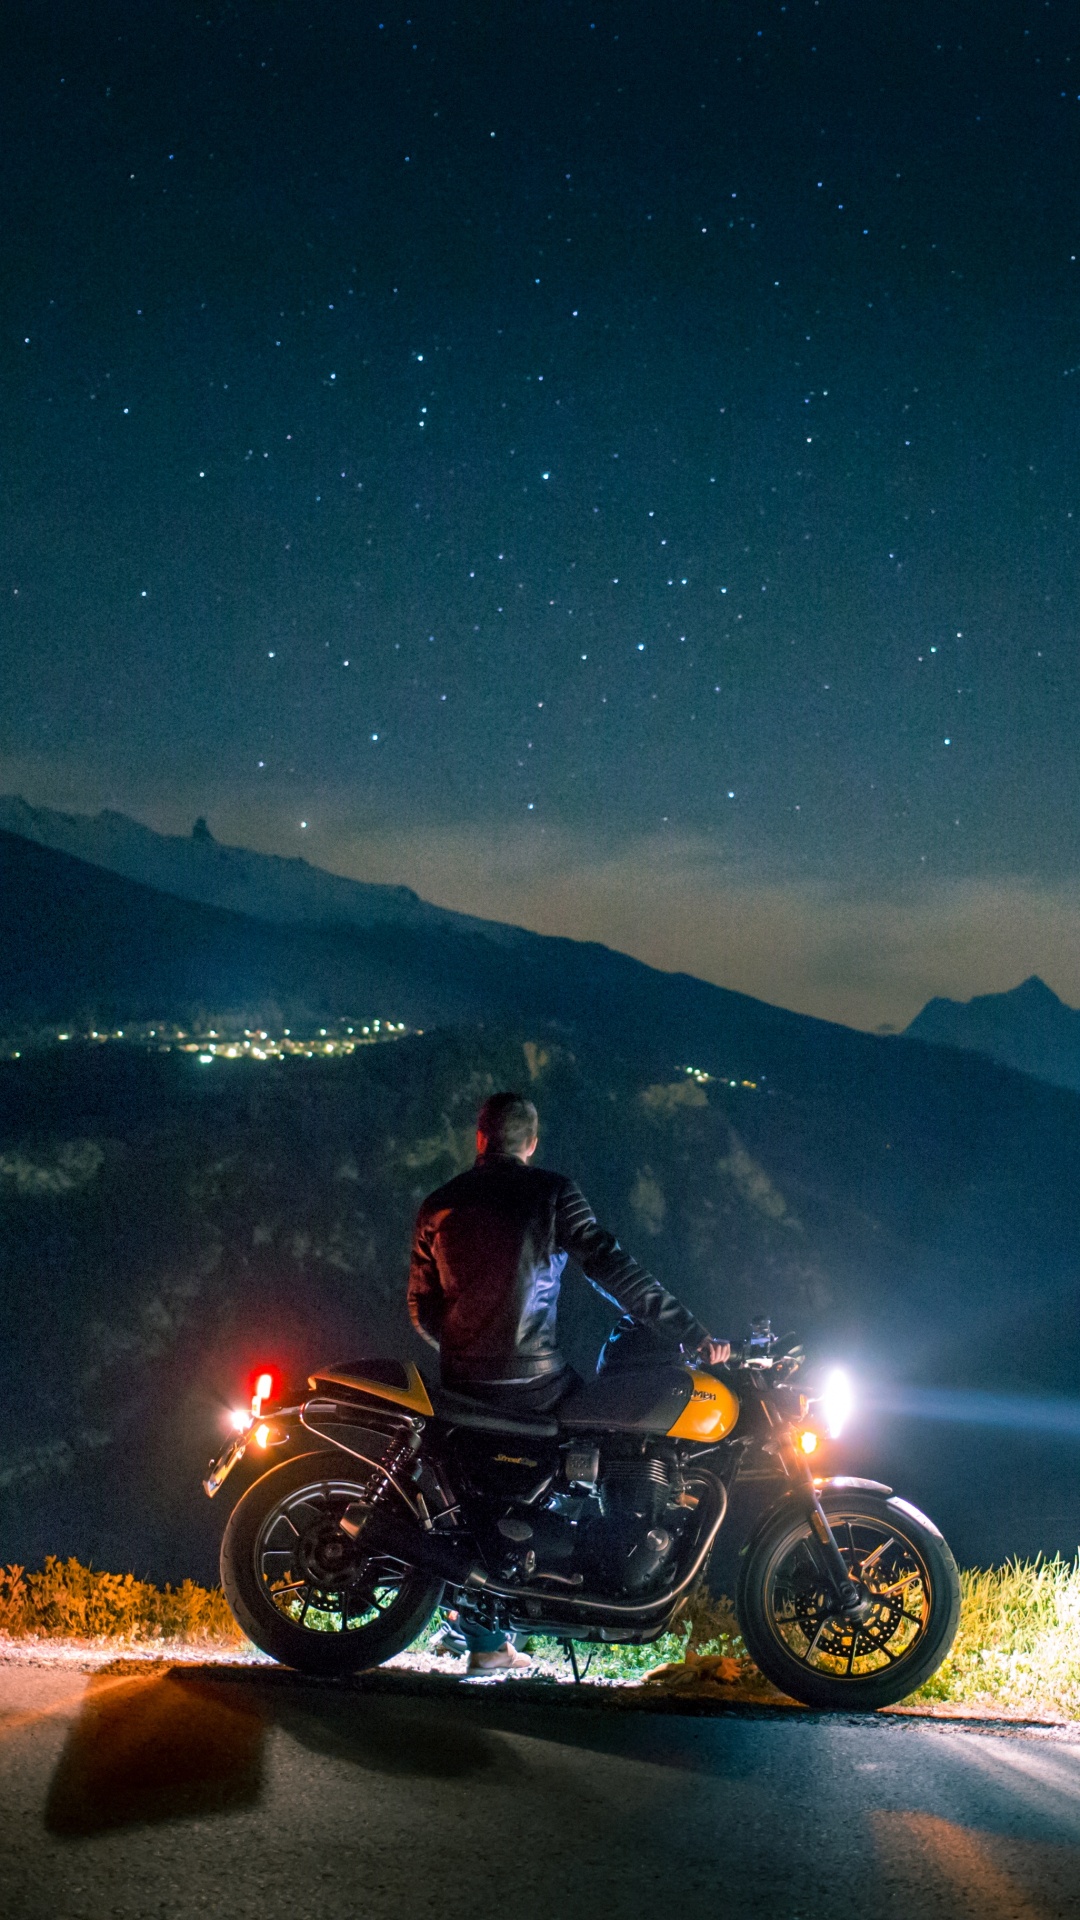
[203,1319,961,1710]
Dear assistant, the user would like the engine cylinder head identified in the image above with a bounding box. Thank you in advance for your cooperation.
[599,1453,673,1520]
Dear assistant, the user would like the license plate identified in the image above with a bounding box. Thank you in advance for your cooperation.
[202,1432,249,1497]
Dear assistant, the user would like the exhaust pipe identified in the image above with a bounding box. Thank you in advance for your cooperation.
[465,1473,727,1624]
[340,1469,727,1627]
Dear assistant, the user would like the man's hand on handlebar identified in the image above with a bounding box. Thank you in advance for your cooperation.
[697,1336,732,1366]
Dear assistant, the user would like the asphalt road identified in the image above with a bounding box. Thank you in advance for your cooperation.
[2,1661,1079,1920]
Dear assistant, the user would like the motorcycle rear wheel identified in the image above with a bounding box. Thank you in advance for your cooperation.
[736,1491,960,1711]
[221,1450,443,1676]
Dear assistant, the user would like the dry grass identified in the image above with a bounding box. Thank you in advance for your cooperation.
[0,1558,245,1647]
[4,1555,1080,1718]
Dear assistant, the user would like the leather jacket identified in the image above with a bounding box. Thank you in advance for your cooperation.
[407,1151,708,1384]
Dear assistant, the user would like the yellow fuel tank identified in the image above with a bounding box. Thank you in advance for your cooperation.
[666,1369,740,1442]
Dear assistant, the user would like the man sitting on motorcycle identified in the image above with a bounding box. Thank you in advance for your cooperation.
[407,1090,728,1672]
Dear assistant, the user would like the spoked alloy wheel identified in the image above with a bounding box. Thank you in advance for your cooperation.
[737,1492,960,1710]
[221,1450,443,1674]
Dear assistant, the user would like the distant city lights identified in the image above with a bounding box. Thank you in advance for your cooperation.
[681,1065,759,1090]
[2,1019,416,1063]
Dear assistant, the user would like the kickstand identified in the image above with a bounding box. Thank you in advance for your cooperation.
[563,1638,582,1684]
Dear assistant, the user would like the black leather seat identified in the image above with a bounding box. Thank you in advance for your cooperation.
[556,1366,693,1433]
[427,1386,560,1438]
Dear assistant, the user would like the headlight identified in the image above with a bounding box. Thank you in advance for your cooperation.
[821,1367,853,1439]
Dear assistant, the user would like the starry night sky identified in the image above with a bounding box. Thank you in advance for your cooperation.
[3,0,1079,1028]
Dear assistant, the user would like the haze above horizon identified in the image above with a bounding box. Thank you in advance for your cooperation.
[4,793,1077,1038]
[2,3,1075,1029]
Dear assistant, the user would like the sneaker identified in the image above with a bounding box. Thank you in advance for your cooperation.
[466,1642,533,1675]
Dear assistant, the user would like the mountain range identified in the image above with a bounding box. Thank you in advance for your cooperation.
[2,799,1080,1582]
[8,795,1080,1094]
[0,815,846,1079]
[906,974,1080,1095]
[0,795,519,946]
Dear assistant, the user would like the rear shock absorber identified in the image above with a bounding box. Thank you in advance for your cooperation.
[373,1425,423,1505]
[339,1425,423,1541]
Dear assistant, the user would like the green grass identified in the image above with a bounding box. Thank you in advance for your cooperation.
[501,1563,1080,1716]
[584,1559,1080,1717]
[516,1582,747,1681]
[909,1557,1080,1719]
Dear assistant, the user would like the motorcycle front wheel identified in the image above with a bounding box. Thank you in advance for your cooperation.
[220,1450,443,1676]
[736,1490,961,1711]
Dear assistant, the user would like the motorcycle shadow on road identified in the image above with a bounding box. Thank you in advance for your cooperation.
[44,1665,266,1837]
[43,1663,514,1837]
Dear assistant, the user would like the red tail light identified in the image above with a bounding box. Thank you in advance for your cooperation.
[250,1369,276,1415]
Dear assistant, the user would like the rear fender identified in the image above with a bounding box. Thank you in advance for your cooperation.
[300,1397,422,1455]
[203,1393,411,1501]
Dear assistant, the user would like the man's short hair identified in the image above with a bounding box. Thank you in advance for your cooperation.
[477,1091,539,1154]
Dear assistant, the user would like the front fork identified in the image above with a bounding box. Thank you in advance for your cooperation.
[797,1466,872,1622]
[758,1394,872,1622]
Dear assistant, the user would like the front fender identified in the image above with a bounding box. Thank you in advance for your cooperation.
[742,1475,894,1553]
[814,1476,893,1496]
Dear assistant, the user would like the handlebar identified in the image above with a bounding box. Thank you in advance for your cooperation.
[710,1319,806,1375]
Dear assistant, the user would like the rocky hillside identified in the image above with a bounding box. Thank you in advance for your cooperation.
[4,811,1080,1583]
[3,1017,1080,1583]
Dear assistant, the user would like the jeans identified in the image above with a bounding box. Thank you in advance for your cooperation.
[459,1621,512,1653]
